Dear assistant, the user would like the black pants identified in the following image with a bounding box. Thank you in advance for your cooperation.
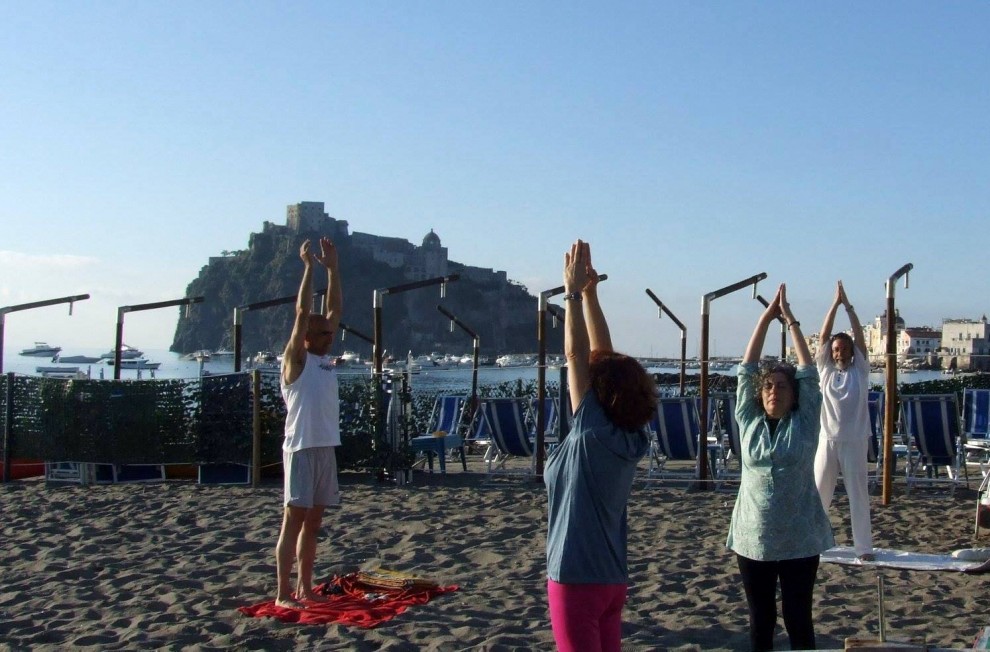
[736,554,819,651]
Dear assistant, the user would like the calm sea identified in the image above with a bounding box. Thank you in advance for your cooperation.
[0,347,954,391]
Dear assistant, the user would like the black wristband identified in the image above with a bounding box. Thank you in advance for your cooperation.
[788,321,801,328]
[563,292,582,302]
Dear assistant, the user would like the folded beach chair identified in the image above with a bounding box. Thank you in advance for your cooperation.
[477,397,536,475]
[409,394,468,474]
[647,397,709,483]
[963,388,990,478]
[866,391,884,490]
[710,392,740,485]
[899,394,966,494]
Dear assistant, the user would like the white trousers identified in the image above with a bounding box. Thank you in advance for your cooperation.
[814,436,873,555]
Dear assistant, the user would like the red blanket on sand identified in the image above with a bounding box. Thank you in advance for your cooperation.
[237,572,458,627]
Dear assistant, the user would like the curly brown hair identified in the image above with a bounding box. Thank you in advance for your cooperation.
[589,350,658,431]
[754,362,800,414]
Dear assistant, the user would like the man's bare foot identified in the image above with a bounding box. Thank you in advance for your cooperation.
[275,595,305,609]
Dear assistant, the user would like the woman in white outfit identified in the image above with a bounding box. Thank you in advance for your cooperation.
[814,280,874,561]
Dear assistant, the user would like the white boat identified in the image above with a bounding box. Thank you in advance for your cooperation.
[495,354,537,368]
[253,351,277,364]
[113,358,161,370]
[55,354,102,364]
[100,344,144,360]
[404,352,423,374]
[19,342,62,357]
[409,353,456,369]
[336,351,365,367]
[36,365,79,374]
[251,351,280,369]
[187,350,211,362]
[211,349,235,359]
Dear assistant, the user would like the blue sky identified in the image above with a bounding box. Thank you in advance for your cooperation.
[1,2,987,357]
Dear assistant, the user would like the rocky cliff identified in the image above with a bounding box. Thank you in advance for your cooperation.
[170,208,561,359]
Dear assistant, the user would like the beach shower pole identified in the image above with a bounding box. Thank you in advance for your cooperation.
[546,303,568,446]
[436,305,480,412]
[537,290,556,477]
[372,275,459,478]
[756,295,787,360]
[645,289,687,396]
[538,276,607,476]
[700,273,768,489]
[113,296,204,379]
[251,369,261,487]
[882,263,913,505]
[233,307,244,372]
[0,294,90,374]
[338,322,373,346]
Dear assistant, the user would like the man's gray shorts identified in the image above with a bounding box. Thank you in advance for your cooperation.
[283,446,340,508]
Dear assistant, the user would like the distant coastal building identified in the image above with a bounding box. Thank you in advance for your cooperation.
[899,327,941,366]
[863,310,905,365]
[940,317,990,371]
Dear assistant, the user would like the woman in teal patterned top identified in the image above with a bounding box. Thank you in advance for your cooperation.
[726,284,834,651]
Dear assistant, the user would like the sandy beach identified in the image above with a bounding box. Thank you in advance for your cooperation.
[0,459,987,651]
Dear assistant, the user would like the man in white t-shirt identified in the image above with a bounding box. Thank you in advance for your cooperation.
[814,281,874,561]
[274,237,343,607]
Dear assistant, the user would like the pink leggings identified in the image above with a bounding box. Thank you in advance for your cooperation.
[547,579,627,652]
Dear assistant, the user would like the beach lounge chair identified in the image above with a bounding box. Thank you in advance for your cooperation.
[899,394,966,494]
[963,388,990,478]
[647,397,708,482]
[976,471,990,538]
[477,397,536,475]
[409,394,468,474]
[867,391,910,486]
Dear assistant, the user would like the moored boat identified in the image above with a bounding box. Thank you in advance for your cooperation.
[107,358,161,369]
[55,355,102,364]
[100,344,144,360]
[119,359,161,370]
[19,342,61,357]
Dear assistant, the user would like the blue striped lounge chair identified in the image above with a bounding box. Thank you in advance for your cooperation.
[869,390,910,484]
[648,397,703,482]
[867,390,883,490]
[529,396,560,452]
[899,394,966,494]
[963,388,990,477]
[711,392,741,485]
[409,394,468,474]
[478,398,535,475]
